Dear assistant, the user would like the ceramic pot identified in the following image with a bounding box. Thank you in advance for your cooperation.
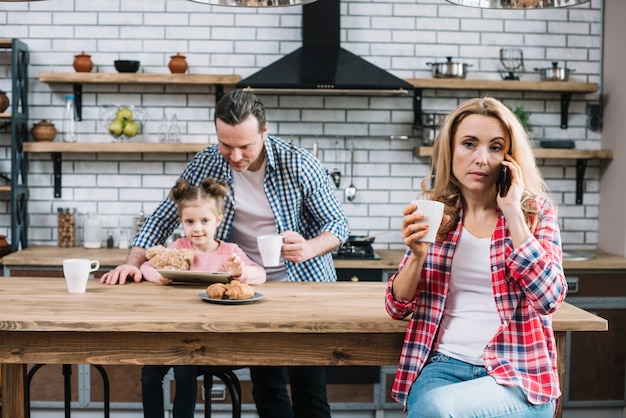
[168,53,188,74]
[73,51,94,73]
[31,120,58,142]
[0,90,9,113]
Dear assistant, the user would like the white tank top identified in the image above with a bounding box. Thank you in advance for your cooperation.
[434,227,502,365]
[230,161,288,281]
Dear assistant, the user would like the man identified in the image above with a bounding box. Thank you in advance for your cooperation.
[101,89,350,418]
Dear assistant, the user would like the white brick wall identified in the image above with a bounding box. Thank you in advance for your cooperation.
[0,0,604,250]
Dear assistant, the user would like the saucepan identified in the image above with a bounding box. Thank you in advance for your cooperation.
[345,231,390,247]
[426,57,472,79]
[534,62,574,81]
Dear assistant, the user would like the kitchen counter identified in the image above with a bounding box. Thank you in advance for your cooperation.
[0,246,407,272]
[2,247,625,272]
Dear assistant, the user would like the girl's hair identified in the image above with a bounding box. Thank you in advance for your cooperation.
[169,177,230,216]
[421,97,551,235]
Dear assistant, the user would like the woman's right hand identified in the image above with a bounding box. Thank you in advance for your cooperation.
[402,202,436,258]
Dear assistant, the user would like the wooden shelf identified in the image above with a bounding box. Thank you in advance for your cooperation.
[407,78,599,130]
[0,39,12,49]
[24,142,208,154]
[0,186,10,192]
[415,146,613,205]
[405,78,598,94]
[414,146,613,160]
[39,72,241,86]
[39,72,242,120]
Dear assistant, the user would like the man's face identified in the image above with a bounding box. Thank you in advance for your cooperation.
[216,114,267,172]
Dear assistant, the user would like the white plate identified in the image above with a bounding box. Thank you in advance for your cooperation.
[198,291,264,305]
[157,269,232,285]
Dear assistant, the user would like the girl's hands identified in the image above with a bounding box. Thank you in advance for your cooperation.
[223,253,244,278]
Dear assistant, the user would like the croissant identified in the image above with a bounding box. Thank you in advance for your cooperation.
[206,283,227,299]
[224,281,255,300]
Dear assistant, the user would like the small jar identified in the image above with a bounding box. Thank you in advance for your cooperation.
[0,90,9,113]
[58,208,77,247]
[83,212,102,249]
[31,120,57,142]
[73,51,94,73]
[168,52,188,74]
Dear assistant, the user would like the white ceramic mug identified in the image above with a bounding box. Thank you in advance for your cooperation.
[63,258,100,293]
[257,234,284,267]
[411,200,445,243]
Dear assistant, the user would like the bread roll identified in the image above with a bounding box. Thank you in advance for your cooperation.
[206,283,227,299]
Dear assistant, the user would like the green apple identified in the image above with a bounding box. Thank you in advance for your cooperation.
[108,119,123,137]
[116,107,133,122]
[123,120,139,137]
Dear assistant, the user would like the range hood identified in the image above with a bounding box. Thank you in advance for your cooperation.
[236,0,412,94]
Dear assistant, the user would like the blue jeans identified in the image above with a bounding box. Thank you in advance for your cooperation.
[141,365,198,418]
[250,366,331,418]
[408,352,556,418]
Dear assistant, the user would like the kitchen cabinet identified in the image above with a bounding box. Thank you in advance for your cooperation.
[415,146,613,205]
[0,38,29,253]
[406,78,599,130]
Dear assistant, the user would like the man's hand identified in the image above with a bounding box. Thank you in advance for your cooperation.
[100,247,147,285]
[280,231,340,264]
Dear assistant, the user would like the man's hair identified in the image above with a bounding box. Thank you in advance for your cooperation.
[214,89,267,133]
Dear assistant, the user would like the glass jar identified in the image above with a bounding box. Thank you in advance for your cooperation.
[58,208,77,247]
[83,212,102,249]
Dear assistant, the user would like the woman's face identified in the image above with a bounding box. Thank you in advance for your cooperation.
[451,114,509,198]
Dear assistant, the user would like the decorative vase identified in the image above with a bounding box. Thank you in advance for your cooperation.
[0,90,9,113]
[31,120,58,142]
[73,51,94,73]
[168,52,188,74]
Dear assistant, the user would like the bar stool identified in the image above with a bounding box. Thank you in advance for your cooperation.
[25,364,110,418]
[199,366,242,418]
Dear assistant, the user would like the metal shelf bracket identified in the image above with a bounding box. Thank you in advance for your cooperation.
[53,152,62,198]
[72,83,83,120]
[560,92,572,129]
[575,159,587,205]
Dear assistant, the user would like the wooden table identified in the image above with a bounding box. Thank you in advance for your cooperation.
[0,277,607,418]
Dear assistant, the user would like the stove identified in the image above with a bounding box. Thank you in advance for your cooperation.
[332,243,380,259]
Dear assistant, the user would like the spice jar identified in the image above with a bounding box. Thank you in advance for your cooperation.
[73,51,94,73]
[58,208,77,247]
[168,52,188,74]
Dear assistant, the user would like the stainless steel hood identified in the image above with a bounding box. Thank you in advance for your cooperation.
[236,0,412,94]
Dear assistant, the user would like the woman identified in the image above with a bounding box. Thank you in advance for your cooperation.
[385,97,567,417]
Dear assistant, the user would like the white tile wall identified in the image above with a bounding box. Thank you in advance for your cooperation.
[0,0,605,250]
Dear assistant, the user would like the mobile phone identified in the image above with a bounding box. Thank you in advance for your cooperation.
[498,166,511,197]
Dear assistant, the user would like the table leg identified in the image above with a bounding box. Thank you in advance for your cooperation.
[555,331,566,418]
[1,363,26,418]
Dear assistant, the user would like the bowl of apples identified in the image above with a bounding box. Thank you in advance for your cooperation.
[99,105,147,142]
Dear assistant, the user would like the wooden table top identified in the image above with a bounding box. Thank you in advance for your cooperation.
[0,277,606,334]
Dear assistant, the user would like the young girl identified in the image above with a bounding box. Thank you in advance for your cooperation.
[141,177,265,418]
[140,177,266,286]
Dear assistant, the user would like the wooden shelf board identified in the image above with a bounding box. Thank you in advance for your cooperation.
[23,142,209,154]
[39,72,242,86]
[414,146,613,160]
[0,113,10,119]
[405,78,598,94]
[0,39,12,49]
[0,185,10,192]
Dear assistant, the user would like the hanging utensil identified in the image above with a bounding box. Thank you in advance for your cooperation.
[330,141,341,188]
[345,143,356,201]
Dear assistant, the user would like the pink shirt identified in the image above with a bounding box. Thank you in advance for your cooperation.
[140,238,266,284]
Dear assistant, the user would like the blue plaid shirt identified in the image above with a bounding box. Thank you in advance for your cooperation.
[133,135,350,282]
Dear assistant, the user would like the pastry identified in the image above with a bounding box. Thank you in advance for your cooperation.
[225,281,255,300]
[206,283,227,299]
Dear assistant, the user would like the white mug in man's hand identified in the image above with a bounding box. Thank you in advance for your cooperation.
[257,234,284,267]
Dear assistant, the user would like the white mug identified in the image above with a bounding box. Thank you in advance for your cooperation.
[257,234,284,267]
[63,258,100,293]
[411,200,445,243]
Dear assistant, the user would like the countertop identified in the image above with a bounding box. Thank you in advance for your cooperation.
[2,246,625,271]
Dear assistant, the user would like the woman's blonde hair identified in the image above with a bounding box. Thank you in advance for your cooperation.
[421,97,550,235]
[169,177,230,217]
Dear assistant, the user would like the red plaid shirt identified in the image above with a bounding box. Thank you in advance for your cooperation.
[385,196,567,409]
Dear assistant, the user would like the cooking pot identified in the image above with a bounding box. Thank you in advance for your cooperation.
[426,57,472,79]
[534,62,574,81]
[345,235,376,247]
